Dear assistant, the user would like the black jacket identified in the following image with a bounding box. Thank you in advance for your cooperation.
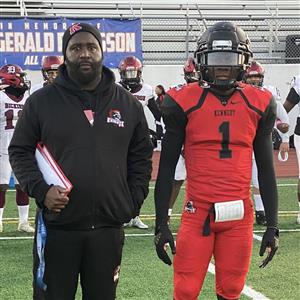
[9,65,153,229]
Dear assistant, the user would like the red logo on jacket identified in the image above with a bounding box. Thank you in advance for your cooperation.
[69,23,82,35]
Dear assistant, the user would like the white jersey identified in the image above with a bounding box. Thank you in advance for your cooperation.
[264,85,289,142]
[0,90,29,154]
[131,83,154,107]
[132,83,156,131]
[118,82,156,132]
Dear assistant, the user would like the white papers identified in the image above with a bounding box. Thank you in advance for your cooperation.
[214,200,244,222]
[35,143,73,192]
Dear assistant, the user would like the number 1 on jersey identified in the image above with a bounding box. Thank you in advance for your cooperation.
[219,121,232,159]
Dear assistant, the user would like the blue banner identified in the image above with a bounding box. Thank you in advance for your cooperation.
[0,18,142,69]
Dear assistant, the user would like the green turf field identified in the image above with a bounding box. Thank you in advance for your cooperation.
[0,178,299,300]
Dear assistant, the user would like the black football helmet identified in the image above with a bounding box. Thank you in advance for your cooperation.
[194,22,253,89]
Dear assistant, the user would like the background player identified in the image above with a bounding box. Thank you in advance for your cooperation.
[31,55,63,93]
[283,74,300,224]
[118,55,161,229]
[0,64,34,233]
[243,60,290,225]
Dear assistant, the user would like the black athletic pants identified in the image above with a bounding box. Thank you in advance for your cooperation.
[33,224,124,300]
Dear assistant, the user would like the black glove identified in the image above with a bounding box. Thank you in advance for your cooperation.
[154,224,176,265]
[259,227,279,268]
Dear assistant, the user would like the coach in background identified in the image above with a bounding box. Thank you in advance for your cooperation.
[9,23,152,300]
[154,22,279,300]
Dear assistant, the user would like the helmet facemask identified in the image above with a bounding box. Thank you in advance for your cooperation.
[195,22,252,89]
[121,68,142,87]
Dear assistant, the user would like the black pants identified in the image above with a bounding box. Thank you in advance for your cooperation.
[33,225,124,300]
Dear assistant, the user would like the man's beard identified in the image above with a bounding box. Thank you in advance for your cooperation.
[66,58,103,85]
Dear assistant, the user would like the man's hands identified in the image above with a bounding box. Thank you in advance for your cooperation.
[154,224,176,265]
[44,186,70,213]
[0,72,22,89]
[259,227,279,268]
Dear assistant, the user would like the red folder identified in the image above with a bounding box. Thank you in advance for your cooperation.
[35,143,73,193]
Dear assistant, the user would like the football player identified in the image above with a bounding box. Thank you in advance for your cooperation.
[283,74,300,224]
[155,22,279,300]
[31,56,63,93]
[118,56,161,229]
[243,61,290,225]
[0,64,34,233]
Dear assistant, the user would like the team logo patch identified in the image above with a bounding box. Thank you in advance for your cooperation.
[107,109,125,127]
[113,265,121,283]
[69,23,82,35]
[184,201,196,213]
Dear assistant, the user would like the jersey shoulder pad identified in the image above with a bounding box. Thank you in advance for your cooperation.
[242,84,273,113]
[167,82,204,112]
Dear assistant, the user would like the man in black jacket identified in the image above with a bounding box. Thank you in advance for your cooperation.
[9,23,152,300]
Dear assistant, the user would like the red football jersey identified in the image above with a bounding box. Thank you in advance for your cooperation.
[168,83,273,203]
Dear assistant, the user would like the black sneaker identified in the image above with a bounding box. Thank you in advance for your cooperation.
[255,210,267,226]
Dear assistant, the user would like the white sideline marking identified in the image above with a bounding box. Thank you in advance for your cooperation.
[6,183,296,193]
[208,263,270,300]
[1,228,299,241]
[253,234,263,241]
[148,183,297,189]
[0,236,34,240]
[3,211,297,221]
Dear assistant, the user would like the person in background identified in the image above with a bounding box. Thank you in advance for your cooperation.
[155,84,166,110]
[154,84,165,149]
[31,56,63,93]
[183,57,198,83]
[283,74,300,224]
[0,64,34,233]
[9,23,152,299]
[118,55,161,229]
[154,22,279,300]
[243,60,290,225]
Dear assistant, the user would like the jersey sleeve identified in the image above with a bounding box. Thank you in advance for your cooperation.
[161,94,187,135]
[256,96,277,136]
[253,96,278,227]
[276,101,290,124]
[154,94,187,228]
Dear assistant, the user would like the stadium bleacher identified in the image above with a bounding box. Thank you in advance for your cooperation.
[1,0,300,64]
